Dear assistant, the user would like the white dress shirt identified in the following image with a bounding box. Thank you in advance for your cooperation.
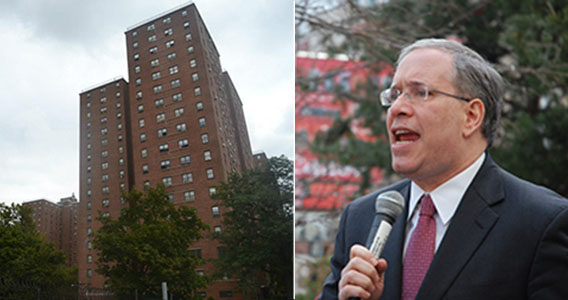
[403,152,486,257]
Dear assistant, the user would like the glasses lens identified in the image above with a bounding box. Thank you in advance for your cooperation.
[407,85,428,102]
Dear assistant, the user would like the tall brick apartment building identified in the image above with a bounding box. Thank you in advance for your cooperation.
[23,195,78,267]
[78,3,255,298]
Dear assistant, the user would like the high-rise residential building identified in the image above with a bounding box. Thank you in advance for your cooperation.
[78,3,254,299]
[23,195,78,267]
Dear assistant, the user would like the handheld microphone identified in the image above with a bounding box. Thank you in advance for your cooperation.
[365,190,405,258]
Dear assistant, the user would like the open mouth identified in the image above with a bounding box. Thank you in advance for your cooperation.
[392,129,420,145]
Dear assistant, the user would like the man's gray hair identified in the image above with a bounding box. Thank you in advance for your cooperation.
[396,38,504,147]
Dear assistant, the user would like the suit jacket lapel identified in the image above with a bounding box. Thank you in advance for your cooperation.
[380,182,410,300]
[416,155,504,300]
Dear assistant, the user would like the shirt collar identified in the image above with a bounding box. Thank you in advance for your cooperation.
[407,152,486,225]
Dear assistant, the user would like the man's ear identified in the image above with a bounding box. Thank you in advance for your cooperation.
[463,98,485,138]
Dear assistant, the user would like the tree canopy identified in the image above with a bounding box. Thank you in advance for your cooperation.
[214,155,294,299]
[93,185,209,299]
[0,203,77,300]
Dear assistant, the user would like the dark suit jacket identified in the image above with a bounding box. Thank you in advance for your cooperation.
[319,155,568,299]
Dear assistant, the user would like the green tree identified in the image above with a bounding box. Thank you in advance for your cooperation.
[297,0,568,196]
[0,203,77,300]
[214,155,293,299]
[93,185,209,299]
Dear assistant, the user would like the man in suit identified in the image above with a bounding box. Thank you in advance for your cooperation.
[319,38,568,300]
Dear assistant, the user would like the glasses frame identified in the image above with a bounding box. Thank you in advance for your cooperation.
[380,85,472,107]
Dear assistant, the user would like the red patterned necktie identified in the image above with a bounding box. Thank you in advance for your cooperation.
[402,194,437,300]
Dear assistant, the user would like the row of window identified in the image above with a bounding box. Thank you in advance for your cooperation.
[84,82,121,99]
[159,168,215,186]
[133,44,196,76]
[132,31,193,61]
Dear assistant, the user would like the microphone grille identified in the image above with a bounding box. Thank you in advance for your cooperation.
[375,190,405,219]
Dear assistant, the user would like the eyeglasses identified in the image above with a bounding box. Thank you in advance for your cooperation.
[380,84,471,107]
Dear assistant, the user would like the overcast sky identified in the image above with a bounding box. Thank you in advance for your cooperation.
[0,0,293,205]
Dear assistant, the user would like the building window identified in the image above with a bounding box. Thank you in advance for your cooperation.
[87,202,92,210]
[170,79,181,88]
[87,189,91,196]
[87,177,92,184]
[87,227,92,235]
[138,104,144,113]
[147,23,155,31]
[185,33,192,41]
[142,164,149,174]
[192,72,199,81]
[101,162,108,170]
[135,78,141,86]
[116,92,121,98]
[169,65,179,75]
[86,102,91,108]
[144,181,150,188]
[133,41,138,49]
[189,59,196,68]
[206,168,214,179]
[194,87,201,96]
[199,117,206,127]
[201,133,209,144]
[139,119,145,128]
[118,134,123,141]
[166,40,175,48]
[219,291,233,298]
[102,174,109,182]
[158,128,167,137]
[119,170,125,178]
[149,46,158,54]
[211,206,220,217]
[180,155,190,166]
[132,31,137,37]
[176,123,187,132]
[161,160,171,170]
[209,187,216,197]
[151,58,160,67]
[214,226,221,234]
[204,150,211,161]
[119,158,124,166]
[184,21,190,29]
[187,46,194,53]
[101,150,108,158]
[182,10,188,17]
[135,65,141,73]
[87,214,92,223]
[184,190,195,202]
[174,107,184,117]
[136,91,143,99]
[152,71,161,80]
[154,98,164,107]
[156,113,166,123]
[117,123,123,130]
[100,87,106,93]
[190,250,203,263]
[140,133,146,142]
[100,128,108,135]
[196,101,203,111]
[163,17,171,24]
[141,148,148,158]
[101,139,108,146]
[87,269,92,278]
[182,173,193,184]
[178,139,189,148]
[117,112,122,119]
[102,187,109,194]
[100,97,107,104]
[162,177,172,187]
[118,146,124,154]
[148,35,156,42]
[159,143,169,152]
[164,28,173,36]
[168,52,177,61]
[172,92,182,102]
[153,85,163,94]
[134,53,139,61]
